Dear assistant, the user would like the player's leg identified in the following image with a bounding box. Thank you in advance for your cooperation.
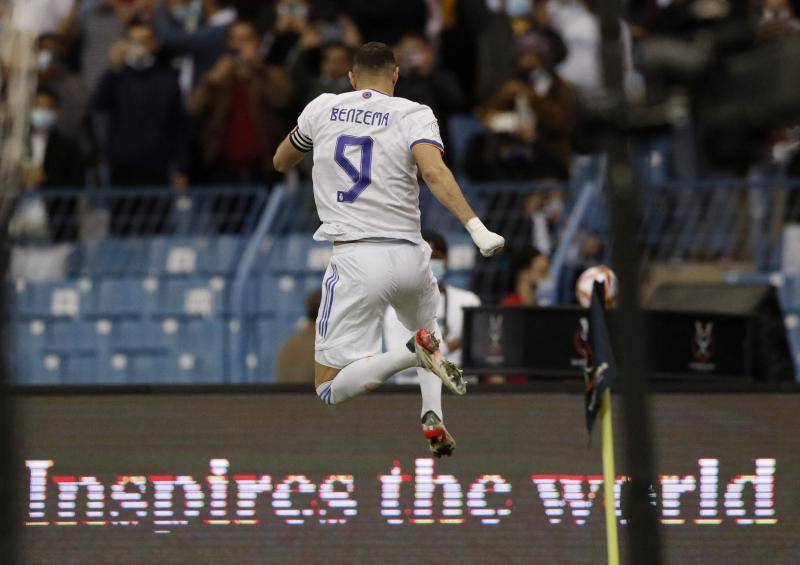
[315,346,418,406]
[391,243,462,457]
[314,244,419,406]
[391,244,466,398]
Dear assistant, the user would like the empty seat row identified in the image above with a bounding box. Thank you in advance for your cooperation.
[14,350,225,385]
[11,313,307,384]
[73,235,244,275]
[12,278,227,319]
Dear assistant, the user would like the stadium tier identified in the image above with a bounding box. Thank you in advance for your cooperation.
[7,168,800,384]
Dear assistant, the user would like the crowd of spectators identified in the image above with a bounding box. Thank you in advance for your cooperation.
[8,0,800,300]
[17,0,624,193]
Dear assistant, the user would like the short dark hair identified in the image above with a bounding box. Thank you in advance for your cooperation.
[422,230,448,256]
[353,42,396,73]
[36,32,62,47]
[511,246,542,280]
[325,42,353,60]
[126,16,153,32]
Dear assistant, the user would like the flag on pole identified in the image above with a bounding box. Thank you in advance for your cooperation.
[581,281,617,437]
[577,280,621,565]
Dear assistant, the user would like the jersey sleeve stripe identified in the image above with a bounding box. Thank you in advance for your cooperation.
[292,126,312,144]
[289,128,313,152]
[410,139,444,152]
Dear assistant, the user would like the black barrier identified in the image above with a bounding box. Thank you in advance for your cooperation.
[15,391,800,564]
[462,306,794,381]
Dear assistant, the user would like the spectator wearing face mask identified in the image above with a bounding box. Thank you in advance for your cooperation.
[64,0,142,95]
[383,231,481,382]
[266,0,361,86]
[189,19,292,189]
[501,246,551,306]
[35,33,93,155]
[93,18,188,188]
[23,88,87,241]
[300,42,353,104]
[468,29,573,181]
[394,33,466,154]
[93,18,188,234]
[265,0,313,66]
[153,0,238,91]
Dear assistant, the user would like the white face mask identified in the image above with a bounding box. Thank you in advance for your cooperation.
[36,50,53,71]
[430,258,447,281]
[125,44,156,70]
[30,108,57,131]
[506,0,532,18]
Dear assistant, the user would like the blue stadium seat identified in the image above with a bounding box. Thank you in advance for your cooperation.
[87,278,152,317]
[112,319,165,351]
[11,321,47,384]
[159,278,222,317]
[253,317,303,381]
[149,236,208,275]
[21,352,63,384]
[130,353,170,383]
[448,114,486,177]
[198,235,242,274]
[78,238,149,275]
[46,319,96,352]
[264,235,331,274]
[780,276,800,313]
[258,316,305,381]
[255,274,306,317]
[63,353,100,384]
[14,281,84,319]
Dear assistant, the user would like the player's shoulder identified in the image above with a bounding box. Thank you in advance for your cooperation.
[390,95,435,116]
[303,92,338,113]
[446,284,481,306]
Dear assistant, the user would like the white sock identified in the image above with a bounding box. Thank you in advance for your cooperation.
[327,346,417,405]
[417,367,443,422]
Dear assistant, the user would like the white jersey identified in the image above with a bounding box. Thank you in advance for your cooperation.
[289,89,444,244]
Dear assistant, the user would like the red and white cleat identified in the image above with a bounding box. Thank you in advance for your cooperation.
[421,411,456,458]
[413,329,467,396]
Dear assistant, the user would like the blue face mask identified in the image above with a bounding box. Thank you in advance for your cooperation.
[430,258,447,281]
[506,0,533,18]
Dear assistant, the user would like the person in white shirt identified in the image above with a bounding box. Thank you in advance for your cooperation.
[384,230,481,382]
[273,42,504,457]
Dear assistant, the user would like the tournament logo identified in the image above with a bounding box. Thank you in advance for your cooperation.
[689,320,716,372]
[363,91,372,99]
[486,314,505,365]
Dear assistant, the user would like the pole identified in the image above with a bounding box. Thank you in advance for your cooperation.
[600,389,620,565]
[597,0,663,562]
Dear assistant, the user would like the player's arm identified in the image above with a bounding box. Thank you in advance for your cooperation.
[413,143,505,257]
[273,134,306,173]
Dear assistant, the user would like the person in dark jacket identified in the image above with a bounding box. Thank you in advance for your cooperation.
[394,33,466,157]
[93,19,188,234]
[23,88,86,241]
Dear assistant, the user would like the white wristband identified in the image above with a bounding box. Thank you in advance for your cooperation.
[465,217,487,237]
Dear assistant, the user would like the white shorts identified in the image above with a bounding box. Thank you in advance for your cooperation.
[314,240,439,369]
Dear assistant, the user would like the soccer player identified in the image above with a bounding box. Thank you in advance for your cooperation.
[273,42,504,457]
